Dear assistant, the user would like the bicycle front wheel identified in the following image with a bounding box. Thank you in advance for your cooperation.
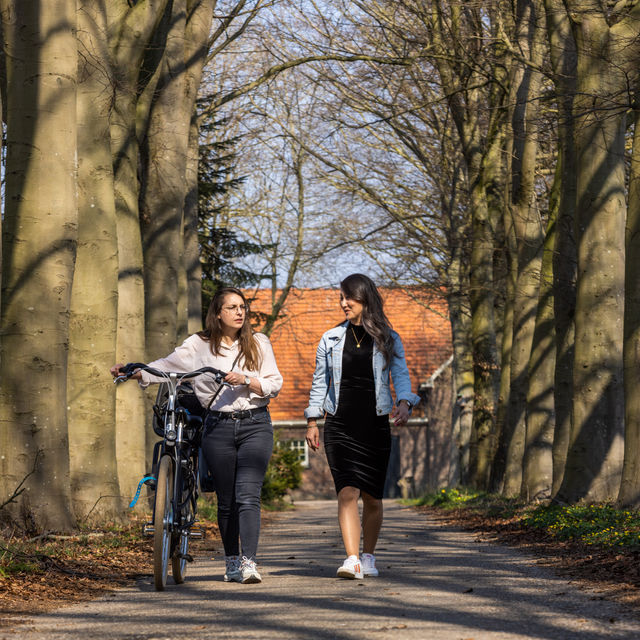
[153,454,174,591]
[171,453,196,584]
[171,500,192,584]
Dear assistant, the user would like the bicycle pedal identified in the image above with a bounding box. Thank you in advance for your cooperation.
[142,523,154,536]
[189,527,204,539]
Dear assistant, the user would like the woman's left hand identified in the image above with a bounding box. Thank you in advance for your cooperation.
[225,371,248,386]
[390,402,410,426]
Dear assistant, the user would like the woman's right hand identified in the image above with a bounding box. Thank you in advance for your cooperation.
[306,424,320,451]
[110,363,141,380]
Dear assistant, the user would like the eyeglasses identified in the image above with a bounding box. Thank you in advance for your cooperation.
[222,304,246,313]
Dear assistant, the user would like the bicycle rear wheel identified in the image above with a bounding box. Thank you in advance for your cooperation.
[153,455,174,591]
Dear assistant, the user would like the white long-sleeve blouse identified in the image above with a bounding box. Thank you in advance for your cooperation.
[139,332,283,412]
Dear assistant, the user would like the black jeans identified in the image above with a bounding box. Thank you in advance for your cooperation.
[201,408,273,560]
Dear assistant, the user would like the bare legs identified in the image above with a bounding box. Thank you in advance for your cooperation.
[361,491,383,554]
[337,486,383,556]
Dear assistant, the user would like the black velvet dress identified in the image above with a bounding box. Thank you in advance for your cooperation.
[323,323,391,499]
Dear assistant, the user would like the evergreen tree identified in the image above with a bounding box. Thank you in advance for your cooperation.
[198,116,264,315]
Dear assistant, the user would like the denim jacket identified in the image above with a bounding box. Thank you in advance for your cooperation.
[304,322,421,419]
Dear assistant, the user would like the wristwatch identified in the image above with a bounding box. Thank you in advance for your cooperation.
[244,376,251,386]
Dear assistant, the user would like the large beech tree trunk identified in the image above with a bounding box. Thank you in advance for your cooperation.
[620,107,640,506]
[501,0,545,496]
[557,3,630,503]
[107,0,170,492]
[140,0,214,357]
[67,0,122,520]
[140,0,190,360]
[0,0,77,530]
[542,0,578,498]
[522,172,558,501]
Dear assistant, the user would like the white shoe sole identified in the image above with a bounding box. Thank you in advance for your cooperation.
[241,572,262,584]
[363,569,379,577]
[337,567,363,580]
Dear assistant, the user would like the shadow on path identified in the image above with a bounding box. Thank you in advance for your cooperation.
[7,500,640,639]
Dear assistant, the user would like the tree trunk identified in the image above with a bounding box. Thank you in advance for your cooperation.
[183,0,215,334]
[107,0,170,494]
[68,0,122,520]
[466,173,500,489]
[620,106,640,506]
[429,4,503,489]
[543,0,578,498]
[0,0,77,530]
[557,5,628,503]
[502,0,545,497]
[491,224,516,493]
[140,0,189,360]
[447,249,474,486]
[521,167,558,501]
[185,111,204,333]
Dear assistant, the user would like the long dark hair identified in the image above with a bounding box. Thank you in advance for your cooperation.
[341,273,395,366]
[198,287,261,371]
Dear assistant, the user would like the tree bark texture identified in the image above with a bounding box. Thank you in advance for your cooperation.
[502,0,545,497]
[429,2,503,487]
[68,0,122,520]
[184,0,215,334]
[446,249,474,487]
[543,0,578,498]
[620,107,640,506]
[522,169,558,501]
[0,0,77,530]
[107,0,170,489]
[491,213,516,493]
[140,0,190,360]
[557,3,630,503]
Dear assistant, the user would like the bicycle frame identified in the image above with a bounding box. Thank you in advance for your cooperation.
[115,363,227,589]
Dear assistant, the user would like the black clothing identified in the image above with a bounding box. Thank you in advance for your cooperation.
[324,323,391,499]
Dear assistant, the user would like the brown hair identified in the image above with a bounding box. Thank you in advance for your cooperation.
[340,273,395,366]
[198,287,261,371]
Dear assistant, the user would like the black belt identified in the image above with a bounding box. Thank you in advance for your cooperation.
[208,405,268,421]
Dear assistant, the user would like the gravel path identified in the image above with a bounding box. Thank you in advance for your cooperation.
[4,499,640,639]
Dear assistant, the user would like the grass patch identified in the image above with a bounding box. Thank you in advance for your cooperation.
[410,488,640,550]
[523,503,640,548]
[402,487,522,516]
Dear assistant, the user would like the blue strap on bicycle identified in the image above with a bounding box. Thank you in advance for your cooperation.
[129,475,156,508]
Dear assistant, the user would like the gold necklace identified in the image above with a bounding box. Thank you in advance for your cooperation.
[351,325,366,348]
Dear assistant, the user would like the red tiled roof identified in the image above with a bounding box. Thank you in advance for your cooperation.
[248,287,452,421]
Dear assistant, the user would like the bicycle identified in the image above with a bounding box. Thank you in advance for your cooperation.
[115,363,227,590]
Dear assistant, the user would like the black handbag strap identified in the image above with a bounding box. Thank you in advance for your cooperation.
[205,351,242,412]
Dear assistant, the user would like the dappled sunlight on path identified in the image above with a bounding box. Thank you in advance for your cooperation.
[7,500,640,639]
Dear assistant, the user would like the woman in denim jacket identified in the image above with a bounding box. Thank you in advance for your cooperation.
[305,274,420,579]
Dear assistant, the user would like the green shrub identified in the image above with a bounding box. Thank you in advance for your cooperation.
[403,487,483,508]
[261,437,302,507]
[523,503,640,547]
[197,495,218,523]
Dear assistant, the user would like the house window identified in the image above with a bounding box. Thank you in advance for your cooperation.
[288,439,309,468]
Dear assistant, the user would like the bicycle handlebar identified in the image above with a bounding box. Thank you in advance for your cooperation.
[114,362,228,384]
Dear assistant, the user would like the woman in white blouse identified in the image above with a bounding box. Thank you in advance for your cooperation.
[111,287,282,584]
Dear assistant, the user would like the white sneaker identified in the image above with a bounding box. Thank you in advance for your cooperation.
[337,555,363,579]
[240,556,262,584]
[223,555,241,582]
[361,553,379,577]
